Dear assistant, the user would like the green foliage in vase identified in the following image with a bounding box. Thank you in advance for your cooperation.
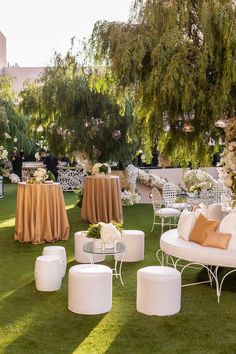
[90,0,236,165]
[20,50,140,166]
[46,171,56,182]
[0,76,34,154]
[87,223,102,239]
[110,220,124,234]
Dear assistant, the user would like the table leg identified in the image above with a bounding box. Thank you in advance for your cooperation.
[117,251,125,286]
[86,253,94,264]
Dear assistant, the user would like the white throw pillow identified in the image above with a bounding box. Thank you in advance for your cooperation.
[207,203,225,222]
[177,209,196,241]
[219,213,236,250]
[195,206,208,218]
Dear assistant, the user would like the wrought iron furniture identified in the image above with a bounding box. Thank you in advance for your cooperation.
[151,187,181,233]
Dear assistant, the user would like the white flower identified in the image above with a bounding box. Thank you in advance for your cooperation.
[100,223,122,242]
[34,168,47,178]
[92,163,111,175]
[4,132,11,139]
[183,169,216,192]
[0,146,8,161]
[9,173,20,183]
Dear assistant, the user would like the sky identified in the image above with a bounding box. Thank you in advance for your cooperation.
[0,0,133,67]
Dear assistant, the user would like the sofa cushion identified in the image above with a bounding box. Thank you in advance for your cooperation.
[219,213,236,250]
[189,214,219,244]
[177,209,196,241]
[207,204,226,222]
[202,230,231,249]
[156,208,181,217]
[194,205,208,218]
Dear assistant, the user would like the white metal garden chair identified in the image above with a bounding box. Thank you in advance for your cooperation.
[162,182,190,211]
[151,187,181,234]
[211,183,231,204]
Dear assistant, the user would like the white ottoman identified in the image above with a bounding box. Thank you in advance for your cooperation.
[114,230,145,262]
[74,231,105,263]
[42,246,67,277]
[137,266,181,316]
[68,264,112,315]
[35,255,62,291]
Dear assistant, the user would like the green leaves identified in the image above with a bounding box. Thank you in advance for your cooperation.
[19,50,139,165]
[91,0,236,165]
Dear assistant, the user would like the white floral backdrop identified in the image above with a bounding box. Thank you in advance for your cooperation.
[218,117,236,201]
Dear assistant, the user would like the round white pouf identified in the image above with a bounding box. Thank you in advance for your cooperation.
[43,246,67,277]
[74,231,105,263]
[68,264,112,315]
[114,230,145,262]
[137,266,181,316]
[35,255,62,291]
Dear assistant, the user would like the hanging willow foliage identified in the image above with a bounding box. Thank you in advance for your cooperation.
[0,76,33,154]
[20,51,139,164]
[91,0,236,165]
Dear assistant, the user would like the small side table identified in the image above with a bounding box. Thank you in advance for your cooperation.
[83,241,126,286]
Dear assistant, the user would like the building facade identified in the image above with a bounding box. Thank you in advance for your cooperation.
[0,31,45,92]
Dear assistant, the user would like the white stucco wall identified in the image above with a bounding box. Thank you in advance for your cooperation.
[2,66,45,92]
[0,32,7,69]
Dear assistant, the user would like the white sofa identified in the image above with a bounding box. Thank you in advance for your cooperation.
[157,211,236,302]
[160,229,236,269]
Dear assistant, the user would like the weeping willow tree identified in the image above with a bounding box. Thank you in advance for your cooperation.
[91,0,236,166]
[0,76,33,154]
[20,51,138,165]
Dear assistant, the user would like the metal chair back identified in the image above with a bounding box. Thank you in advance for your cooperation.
[162,183,176,206]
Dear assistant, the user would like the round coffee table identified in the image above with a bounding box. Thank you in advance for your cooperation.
[83,241,126,286]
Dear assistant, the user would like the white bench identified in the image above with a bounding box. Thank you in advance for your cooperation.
[157,227,236,302]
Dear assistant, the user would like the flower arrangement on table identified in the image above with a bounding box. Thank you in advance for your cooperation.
[87,221,123,248]
[27,168,56,184]
[92,163,111,176]
[183,169,216,193]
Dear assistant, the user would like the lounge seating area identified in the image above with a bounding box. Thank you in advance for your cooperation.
[2,184,236,353]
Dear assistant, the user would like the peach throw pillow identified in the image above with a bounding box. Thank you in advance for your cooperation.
[189,214,219,245]
[202,231,232,249]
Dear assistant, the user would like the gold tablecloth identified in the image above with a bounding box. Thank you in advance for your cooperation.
[81,176,123,224]
[14,183,69,244]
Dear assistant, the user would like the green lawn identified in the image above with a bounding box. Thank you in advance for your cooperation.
[1,184,236,354]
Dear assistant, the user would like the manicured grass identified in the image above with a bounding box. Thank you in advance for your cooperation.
[1,184,236,354]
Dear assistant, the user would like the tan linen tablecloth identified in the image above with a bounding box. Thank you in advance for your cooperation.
[14,183,69,244]
[81,176,123,224]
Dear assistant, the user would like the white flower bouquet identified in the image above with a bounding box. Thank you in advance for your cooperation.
[92,163,111,176]
[183,169,216,192]
[33,168,47,183]
[87,221,123,248]
[9,173,20,184]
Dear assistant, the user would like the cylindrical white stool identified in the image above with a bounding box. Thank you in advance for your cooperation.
[68,264,112,315]
[35,255,62,291]
[42,246,67,277]
[74,231,105,263]
[114,230,145,262]
[137,266,181,316]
